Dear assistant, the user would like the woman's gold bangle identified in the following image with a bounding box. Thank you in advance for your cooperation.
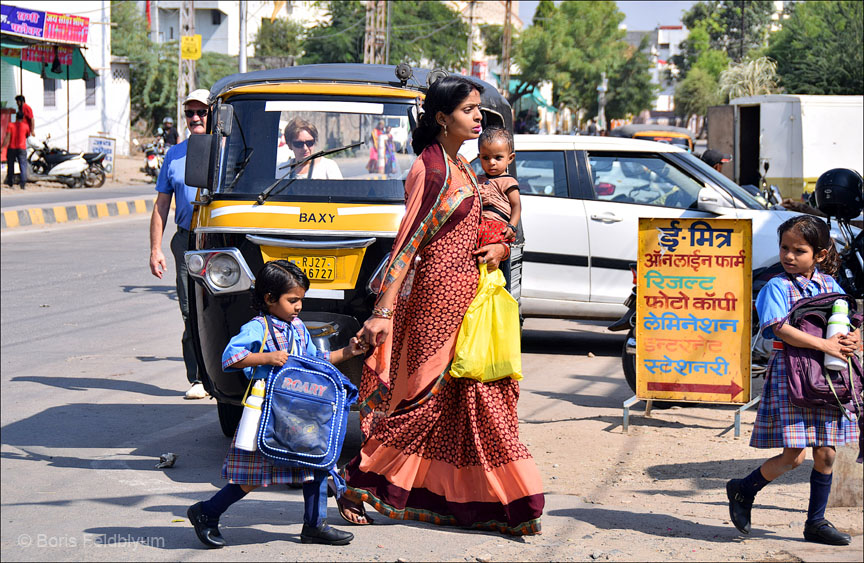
[372,306,394,319]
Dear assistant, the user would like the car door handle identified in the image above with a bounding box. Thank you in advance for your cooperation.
[590,212,623,222]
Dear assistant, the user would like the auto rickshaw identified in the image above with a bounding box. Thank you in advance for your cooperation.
[609,123,695,152]
[182,64,520,435]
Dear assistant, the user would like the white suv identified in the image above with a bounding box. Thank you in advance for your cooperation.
[463,135,805,320]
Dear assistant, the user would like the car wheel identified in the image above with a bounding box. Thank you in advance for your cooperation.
[217,401,243,437]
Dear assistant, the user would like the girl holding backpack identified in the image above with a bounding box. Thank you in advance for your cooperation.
[187,260,367,548]
[726,215,860,545]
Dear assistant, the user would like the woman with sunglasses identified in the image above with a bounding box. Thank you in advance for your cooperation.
[279,118,342,179]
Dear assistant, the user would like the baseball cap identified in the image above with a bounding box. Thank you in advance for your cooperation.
[183,88,210,107]
[701,149,732,167]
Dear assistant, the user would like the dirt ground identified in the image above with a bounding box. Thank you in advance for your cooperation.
[1,154,150,195]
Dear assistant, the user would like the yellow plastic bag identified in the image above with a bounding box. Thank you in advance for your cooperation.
[450,263,523,382]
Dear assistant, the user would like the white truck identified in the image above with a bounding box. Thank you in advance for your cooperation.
[707,95,864,200]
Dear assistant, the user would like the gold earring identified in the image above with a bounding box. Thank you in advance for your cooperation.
[443,123,448,137]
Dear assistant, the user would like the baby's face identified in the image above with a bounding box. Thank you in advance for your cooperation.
[479,138,514,177]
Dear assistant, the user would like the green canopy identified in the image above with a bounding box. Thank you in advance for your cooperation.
[0,35,98,80]
[488,72,557,113]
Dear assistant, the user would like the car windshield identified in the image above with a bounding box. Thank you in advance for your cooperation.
[679,152,766,209]
[216,98,416,201]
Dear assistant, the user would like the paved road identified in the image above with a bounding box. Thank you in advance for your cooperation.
[0,183,156,210]
[2,216,860,562]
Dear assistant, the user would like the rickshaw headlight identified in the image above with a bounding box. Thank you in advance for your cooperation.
[207,254,242,288]
[187,254,205,275]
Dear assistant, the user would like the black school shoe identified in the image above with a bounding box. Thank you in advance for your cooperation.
[726,479,754,534]
[187,502,227,548]
[300,522,354,545]
[804,519,852,545]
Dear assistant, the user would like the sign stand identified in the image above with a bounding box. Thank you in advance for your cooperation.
[734,395,761,438]
[622,395,653,433]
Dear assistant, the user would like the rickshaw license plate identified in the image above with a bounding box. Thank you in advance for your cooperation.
[286,255,336,281]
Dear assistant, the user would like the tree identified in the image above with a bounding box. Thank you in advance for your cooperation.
[300,1,469,70]
[669,23,728,81]
[682,1,775,62]
[253,17,305,58]
[767,0,863,95]
[718,56,779,100]
[479,23,519,60]
[674,67,721,121]
[601,37,657,120]
[197,52,237,91]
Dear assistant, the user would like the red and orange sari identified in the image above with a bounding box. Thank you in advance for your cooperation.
[343,143,544,535]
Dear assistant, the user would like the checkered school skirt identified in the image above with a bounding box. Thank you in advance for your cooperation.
[221,433,316,486]
[749,350,859,449]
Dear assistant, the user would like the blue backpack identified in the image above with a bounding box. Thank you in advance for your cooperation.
[256,317,358,470]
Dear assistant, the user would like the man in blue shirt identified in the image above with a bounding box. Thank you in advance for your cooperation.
[149,89,210,399]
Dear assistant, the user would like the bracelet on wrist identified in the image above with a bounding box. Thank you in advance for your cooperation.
[372,306,394,319]
[506,223,517,232]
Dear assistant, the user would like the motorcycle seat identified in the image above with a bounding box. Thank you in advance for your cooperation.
[82,152,105,164]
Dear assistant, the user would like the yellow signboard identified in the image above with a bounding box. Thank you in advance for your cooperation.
[636,218,752,403]
[181,35,202,60]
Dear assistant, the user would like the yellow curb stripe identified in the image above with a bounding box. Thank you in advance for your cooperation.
[5,210,20,228]
[135,199,147,214]
[96,203,109,217]
[117,201,130,215]
[76,204,89,220]
[28,208,45,224]
[53,206,68,223]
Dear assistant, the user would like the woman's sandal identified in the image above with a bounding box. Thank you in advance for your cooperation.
[328,478,374,526]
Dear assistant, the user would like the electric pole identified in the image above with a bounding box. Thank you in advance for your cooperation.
[364,1,387,64]
[501,0,512,98]
[178,0,196,140]
[239,1,247,73]
[467,0,476,74]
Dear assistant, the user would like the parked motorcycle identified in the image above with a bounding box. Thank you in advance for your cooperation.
[134,137,165,182]
[25,136,97,188]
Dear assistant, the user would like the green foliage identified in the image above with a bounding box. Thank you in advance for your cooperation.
[197,52,237,91]
[683,1,775,62]
[300,1,469,70]
[767,0,863,95]
[674,67,721,119]
[515,0,648,116]
[718,56,779,100]
[254,18,305,57]
[300,1,365,64]
[479,23,519,60]
[692,49,729,80]
[601,37,659,120]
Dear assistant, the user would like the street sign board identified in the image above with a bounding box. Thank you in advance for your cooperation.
[636,218,752,403]
[88,136,115,177]
[181,35,202,60]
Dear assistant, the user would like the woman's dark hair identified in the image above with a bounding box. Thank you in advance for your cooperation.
[251,260,310,313]
[777,215,840,275]
[411,75,484,155]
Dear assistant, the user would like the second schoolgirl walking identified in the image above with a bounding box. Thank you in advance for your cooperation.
[726,215,860,545]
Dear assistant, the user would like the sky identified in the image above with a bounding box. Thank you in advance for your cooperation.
[518,1,697,30]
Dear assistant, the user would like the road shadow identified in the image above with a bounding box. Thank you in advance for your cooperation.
[547,506,790,543]
[120,284,177,301]
[10,375,180,397]
[521,326,626,357]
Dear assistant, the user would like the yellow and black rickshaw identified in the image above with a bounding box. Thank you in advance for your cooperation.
[183,64,519,435]
[609,123,695,152]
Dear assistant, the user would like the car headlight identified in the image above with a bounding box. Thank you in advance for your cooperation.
[207,254,241,288]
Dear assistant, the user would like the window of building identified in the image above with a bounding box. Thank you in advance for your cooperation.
[212,9,222,25]
[85,76,97,106]
[169,26,174,39]
[43,77,57,107]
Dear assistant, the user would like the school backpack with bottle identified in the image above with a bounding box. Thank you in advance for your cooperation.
[780,293,862,412]
[256,316,358,469]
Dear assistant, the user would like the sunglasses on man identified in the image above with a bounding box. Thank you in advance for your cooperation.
[185,109,208,118]
[291,140,316,149]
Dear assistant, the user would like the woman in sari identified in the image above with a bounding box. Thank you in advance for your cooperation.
[337,75,544,535]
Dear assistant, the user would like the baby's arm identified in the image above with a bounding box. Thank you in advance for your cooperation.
[329,337,369,365]
[774,323,859,359]
[502,186,521,241]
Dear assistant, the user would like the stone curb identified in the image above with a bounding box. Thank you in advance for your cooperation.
[1,197,159,230]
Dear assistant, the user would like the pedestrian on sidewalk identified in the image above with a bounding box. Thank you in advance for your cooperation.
[187,261,366,548]
[337,75,545,535]
[15,95,34,134]
[148,88,210,400]
[3,111,31,189]
[726,215,860,545]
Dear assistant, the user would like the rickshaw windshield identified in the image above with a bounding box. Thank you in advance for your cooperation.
[217,98,416,201]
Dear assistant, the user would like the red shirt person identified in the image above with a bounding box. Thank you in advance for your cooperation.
[4,111,31,189]
[15,95,34,133]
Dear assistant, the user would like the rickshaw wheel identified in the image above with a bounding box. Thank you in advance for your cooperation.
[217,401,243,437]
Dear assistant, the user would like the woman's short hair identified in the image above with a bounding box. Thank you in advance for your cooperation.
[284,118,318,145]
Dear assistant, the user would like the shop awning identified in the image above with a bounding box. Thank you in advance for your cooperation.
[1,36,97,80]
[490,72,557,112]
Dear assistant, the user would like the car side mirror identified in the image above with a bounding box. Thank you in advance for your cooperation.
[185,133,217,189]
[696,187,733,214]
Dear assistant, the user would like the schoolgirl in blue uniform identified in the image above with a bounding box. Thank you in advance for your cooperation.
[726,215,860,545]
[188,260,367,548]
